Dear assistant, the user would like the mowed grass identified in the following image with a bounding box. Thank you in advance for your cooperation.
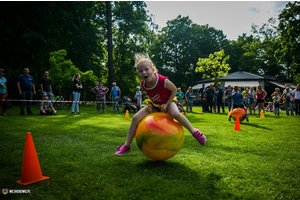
[1,104,299,200]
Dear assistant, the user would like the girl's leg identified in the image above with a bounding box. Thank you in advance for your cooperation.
[125,107,155,146]
[168,103,206,145]
[168,103,194,134]
[115,107,153,156]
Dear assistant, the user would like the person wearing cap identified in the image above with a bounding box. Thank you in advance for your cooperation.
[136,86,142,110]
[17,68,36,115]
[0,69,8,116]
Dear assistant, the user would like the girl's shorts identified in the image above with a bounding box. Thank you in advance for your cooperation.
[233,104,244,109]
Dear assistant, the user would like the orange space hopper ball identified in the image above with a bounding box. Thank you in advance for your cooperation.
[231,108,246,122]
[135,112,185,161]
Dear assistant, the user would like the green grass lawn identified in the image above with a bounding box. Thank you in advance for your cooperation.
[1,104,300,199]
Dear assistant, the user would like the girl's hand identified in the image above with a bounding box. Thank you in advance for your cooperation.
[146,104,152,113]
[161,104,168,112]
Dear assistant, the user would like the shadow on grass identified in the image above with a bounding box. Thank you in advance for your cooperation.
[112,159,233,199]
[241,123,272,130]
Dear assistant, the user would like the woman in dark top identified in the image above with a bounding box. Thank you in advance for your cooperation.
[71,73,82,114]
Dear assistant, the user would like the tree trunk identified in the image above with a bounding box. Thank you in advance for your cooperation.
[106,1,114,88]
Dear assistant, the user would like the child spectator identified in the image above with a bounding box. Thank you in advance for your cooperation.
[40,95,56,115]
[272,92,281,116]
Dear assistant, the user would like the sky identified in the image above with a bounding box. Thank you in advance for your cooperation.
[145,1,291,40]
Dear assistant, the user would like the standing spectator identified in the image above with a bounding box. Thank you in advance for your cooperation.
[255,84,267,115]
[283,84,293,94]
[294,84,300,115]
[282,86,294,117]
[109,82,121,113]
[185,86,194,112]
[17,68,36,115]
[247,86,256,115]
[205,84,214,113]
[224,85,232,112]
[136,86,142,110]
[176,87,184,105]
[212,86,217,113]
[40,71,54,100]
[272,92,281,116]
[216,84,224,113]
[197,84,206,112]
[40,95,56,115]
[92,80,109,113]
[71,73,82,114]
[0,69,8,116]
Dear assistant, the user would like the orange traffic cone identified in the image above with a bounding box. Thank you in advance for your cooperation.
[260,110,265,119]
[234,115,241,131]
[17,132,49,185]
[125,110,129,119]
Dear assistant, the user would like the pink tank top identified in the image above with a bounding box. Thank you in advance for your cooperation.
[257,91,264,99]
[141,73,171,105]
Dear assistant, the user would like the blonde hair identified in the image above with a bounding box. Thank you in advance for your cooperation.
[134,53,158,73]
[256,84,262,91]
[72,73,80,81]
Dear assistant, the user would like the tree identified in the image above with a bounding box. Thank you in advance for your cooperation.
[112,1,149,95]
[195,49,230,85]
[106,1,114,90]
[49,49,98,100]
[276,1,300,82]
[149,15,229,89]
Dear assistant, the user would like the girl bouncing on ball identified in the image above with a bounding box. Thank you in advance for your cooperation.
[115,53,206,156]
[228,85,249,122]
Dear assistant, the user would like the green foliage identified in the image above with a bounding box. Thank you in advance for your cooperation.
[49,49,98,97]
[277,1,300,81]
[195,50,230,85]
[149,15,228,90]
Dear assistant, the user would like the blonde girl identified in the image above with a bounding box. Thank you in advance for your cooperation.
[115,54,206,156]
[255,84,267,115]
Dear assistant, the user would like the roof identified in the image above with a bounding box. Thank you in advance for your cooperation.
[196,71,277,84]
